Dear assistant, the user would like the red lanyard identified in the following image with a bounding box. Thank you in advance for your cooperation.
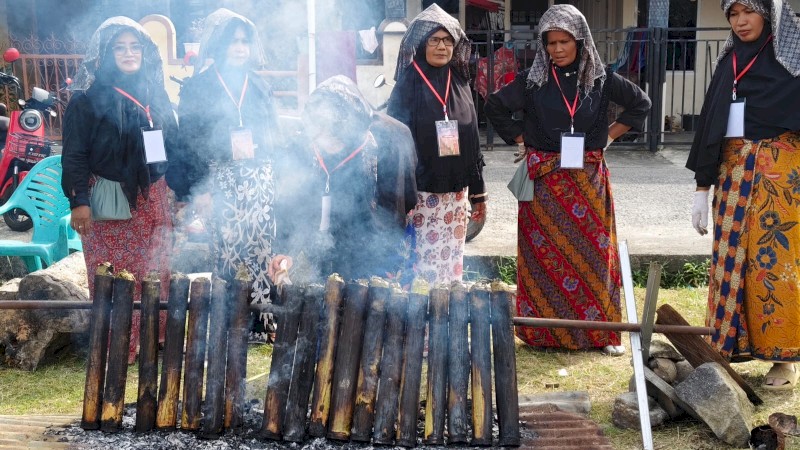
[314,134,370,193]
[412,61,451,120]
[215,68,249,127]
[731,34,773,100]
[551,64,580,133]
[113,87,153,128]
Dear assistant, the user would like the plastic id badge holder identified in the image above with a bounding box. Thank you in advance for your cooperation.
[560,132,585,169]
[435,120,460,157]
[142,127,167,164]
[230,127,255,160]
[725,98,745,138]
[319,195,331,231]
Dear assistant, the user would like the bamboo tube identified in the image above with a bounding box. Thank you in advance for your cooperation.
[224,268,253,430]
[351,278,391,442]
[283,284,323,442]
[327,280,370,441]
[447,282,470,444]
[396,279,429,448]
[372,288,408,445]
[308,274,345,437]
[261,285,304,440]
[181,277,211,431]
[81,263,114,430]
[424,284,449,445]
[155,273,190,430]
[491,282,520,446]
[135,272,161,432]
[469,283,493,446]
[200,278,229,439]
[100,270,136,432]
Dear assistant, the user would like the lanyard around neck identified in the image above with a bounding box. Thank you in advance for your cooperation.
[731,34,773,101]
[314,134,370,194]
[551,64,580,133]
[215,67,249,127]
[113,87,153,128]
[412,61,451,120]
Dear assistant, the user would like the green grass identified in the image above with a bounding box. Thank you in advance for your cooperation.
[1,287,797,449]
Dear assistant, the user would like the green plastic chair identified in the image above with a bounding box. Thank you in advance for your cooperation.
[0,155,78,272]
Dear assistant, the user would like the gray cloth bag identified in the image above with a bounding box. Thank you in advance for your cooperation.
[507,161,534,201]
[90,177,132,220]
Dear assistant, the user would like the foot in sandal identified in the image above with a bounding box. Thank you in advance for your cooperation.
[763,363,798,391]
[602,345,626,356]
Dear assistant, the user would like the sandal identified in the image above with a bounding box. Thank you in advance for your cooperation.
[602,345,626,356]
[762,363,799,391]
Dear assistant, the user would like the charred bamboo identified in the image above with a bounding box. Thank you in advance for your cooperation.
[308,275,345,437]
[100,271,136,432]
[224,270,253,430]
[351,279,391,442]
[181,277,211,431]
[469,283,493,446]
[424,285,449,445]
[155,273,190,430]
[491,282,520,446]
[396,280,429,448]
[261,285,304,440]
[447,282,470,444]
[200,278,229,439]
[372,289,408,445]
[81,264,114,430]
[135,273,161,432]
[327,280,370,441]
[283,284,323,442]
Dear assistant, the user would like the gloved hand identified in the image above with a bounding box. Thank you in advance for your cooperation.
[692,190,710,236]
[514,141,527,163]
[269,255,293,287]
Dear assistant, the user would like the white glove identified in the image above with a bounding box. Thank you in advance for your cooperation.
[513,141,526,163]
[692,190,710,236]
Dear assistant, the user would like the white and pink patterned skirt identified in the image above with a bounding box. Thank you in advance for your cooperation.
[409,189,469,284]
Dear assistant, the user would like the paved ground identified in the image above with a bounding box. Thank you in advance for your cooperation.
[0,143,710,273]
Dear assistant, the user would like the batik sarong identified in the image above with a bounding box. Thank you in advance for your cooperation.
[707,131,800,362]
[409,189,469,284]
[516,149,622,349]
[83,178,172,364]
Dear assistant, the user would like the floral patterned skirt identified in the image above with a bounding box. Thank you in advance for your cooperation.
[409,189,469,284]
[515,150,622,350]
[209,160,276,343]
[707,131,800,361]
[83,178,173,364]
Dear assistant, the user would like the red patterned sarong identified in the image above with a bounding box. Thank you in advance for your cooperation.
[516,150,622,349]
[82,178,173,364]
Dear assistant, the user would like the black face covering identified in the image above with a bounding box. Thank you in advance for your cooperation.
[687,23,800,186]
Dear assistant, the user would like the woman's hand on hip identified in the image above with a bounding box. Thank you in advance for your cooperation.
[471,201,487,221]
[71,206,92,235]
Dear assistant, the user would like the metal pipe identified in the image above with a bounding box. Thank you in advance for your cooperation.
[512,317,713,335]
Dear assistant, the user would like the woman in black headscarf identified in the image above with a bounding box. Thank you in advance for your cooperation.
[484,4,651,354]
[166,8,284,343]
[387,4,486,284]
[62,16,177,364]
[686,0,800,390]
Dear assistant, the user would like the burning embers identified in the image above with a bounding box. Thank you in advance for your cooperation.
[80,269,523,448]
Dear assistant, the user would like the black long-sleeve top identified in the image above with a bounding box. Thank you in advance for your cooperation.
[166,65,279,201]
[485,66,651,151]
[62,79,177,210]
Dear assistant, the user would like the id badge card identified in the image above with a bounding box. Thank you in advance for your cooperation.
[560,132,586,169]
[141,127,167,164]
[230,127,255,160]
[435,120,460,157]
[319,195,331,231]
[725,98,746,138]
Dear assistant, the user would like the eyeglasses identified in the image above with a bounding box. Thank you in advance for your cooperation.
[426,36,455,47]
[112,44,144,55]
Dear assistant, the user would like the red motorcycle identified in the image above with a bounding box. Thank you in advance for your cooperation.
[0,48,59,231]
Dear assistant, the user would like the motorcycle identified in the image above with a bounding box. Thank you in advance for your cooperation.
[0,48,60,231]
[373,74,486,242]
